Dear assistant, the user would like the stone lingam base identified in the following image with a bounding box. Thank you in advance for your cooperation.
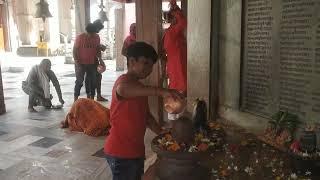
[151,137,211,180]
[149,116,225,180]
[145,121,320,180]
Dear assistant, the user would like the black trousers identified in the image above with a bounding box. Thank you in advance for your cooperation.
[74,64,97,97]
[85,64,102,95]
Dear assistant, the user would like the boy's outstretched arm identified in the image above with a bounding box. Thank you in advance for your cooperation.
[116,81,183,99]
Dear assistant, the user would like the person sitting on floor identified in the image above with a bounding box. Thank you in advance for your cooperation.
[61,98,110,137]
[22,59,65,112]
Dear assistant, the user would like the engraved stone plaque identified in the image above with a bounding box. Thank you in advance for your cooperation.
[241,0,320,121]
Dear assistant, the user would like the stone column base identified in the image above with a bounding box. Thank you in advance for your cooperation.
[0,65,6,115]
[0,103,6,115]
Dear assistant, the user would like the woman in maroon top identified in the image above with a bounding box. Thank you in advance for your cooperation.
[104,42,183,180]
[121,23,136,56]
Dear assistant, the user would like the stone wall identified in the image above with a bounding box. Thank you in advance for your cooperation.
[136,0,163,122]
[218,0,268,133]
[187,0,268,133]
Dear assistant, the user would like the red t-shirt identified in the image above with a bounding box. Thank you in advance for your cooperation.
[74,33,100,64]
[164,10,187,93]
[104,74,148,158]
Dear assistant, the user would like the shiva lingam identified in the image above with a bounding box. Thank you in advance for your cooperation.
[152,99,224,180]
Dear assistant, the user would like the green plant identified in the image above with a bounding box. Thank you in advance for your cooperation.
[269,111,301,135]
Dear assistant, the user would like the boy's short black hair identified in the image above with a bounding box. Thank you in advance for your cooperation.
[85,23,97,33]
[126,42,158,64]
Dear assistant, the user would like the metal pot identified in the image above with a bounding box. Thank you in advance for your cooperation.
[163,96,186,114]
[151,137,210,180]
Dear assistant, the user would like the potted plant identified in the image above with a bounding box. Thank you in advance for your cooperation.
[263,111,300,148]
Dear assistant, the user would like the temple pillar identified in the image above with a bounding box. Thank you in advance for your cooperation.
[187,0,211,114]
[0,1,10,51]
[75,0,87,34]
[115,4,125,71]
[15,0,33,45]
[136,0,163,123]
[47,0,60,50]
[0,64,5,115]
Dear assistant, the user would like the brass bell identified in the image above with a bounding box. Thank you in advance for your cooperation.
[99,10,108,23]
[34,0,53,22]
[98,0,108,23]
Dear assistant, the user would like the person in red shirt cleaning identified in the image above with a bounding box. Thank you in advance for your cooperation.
[162,0,187,121]
[104,42,183,180]
[121,23,136,56]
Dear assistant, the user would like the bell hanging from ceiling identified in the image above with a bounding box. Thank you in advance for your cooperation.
[34,0,53,22]
[99,10,108,22]
[98,0,108,23]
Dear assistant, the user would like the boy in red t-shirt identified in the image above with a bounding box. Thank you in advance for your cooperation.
[104,42,183,180]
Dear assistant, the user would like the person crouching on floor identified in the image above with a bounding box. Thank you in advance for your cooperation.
[104,42,184,180]
[22,59,65,112]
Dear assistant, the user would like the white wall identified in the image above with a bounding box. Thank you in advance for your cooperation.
[187,0,268,133]
[218,0,268,133]
[187,0,211,111]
